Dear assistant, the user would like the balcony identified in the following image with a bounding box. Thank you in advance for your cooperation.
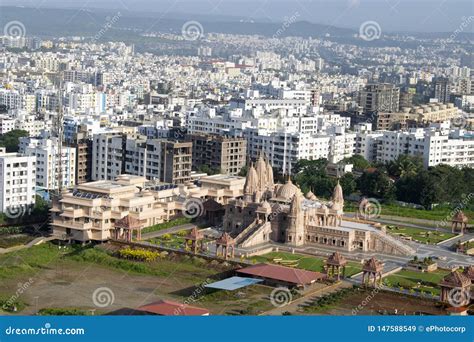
[60,207,85,218]
[52,219,92,230]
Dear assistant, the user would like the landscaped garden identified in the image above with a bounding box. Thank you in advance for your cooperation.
[146,231,188,249]
[382,269,450,296]
[386,225,456,244]
[345,201,474,222]
[251,252,362,277]
[140,217,192,235]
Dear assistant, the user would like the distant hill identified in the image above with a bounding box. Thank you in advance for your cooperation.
[0,6,471,43]
[0,6,354,38]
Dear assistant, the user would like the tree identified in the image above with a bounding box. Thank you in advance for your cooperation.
[342,155,371,171]
[197,164,220,175]
[387,155,423,178]
[293,158,328,176]
[238,165,248,177]
[417,171,442,209]
[0,130,29,152]
[357,169,395,200]
[339,173,357,196]
[293,159,335,198]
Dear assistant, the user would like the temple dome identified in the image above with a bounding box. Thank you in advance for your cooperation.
[254,154,268,192]
[244,164,258,195]
[276,177,298,200]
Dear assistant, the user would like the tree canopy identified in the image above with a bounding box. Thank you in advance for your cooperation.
[0,130,29,152]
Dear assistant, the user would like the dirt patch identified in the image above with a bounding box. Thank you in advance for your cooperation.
[311,290,445,315]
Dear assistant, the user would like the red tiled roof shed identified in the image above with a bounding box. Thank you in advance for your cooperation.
[236,263,325,286]
[137,300,210,316]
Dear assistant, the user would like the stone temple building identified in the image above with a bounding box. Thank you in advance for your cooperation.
[222,154,415,256]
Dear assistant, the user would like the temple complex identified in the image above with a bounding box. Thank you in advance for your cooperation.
[222,154,415,256]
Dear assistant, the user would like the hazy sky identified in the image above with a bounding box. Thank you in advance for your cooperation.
[3,0,474,32]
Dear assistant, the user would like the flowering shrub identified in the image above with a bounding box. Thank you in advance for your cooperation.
[117,247,160,262]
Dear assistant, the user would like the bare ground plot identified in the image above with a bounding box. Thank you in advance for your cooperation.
[298,290,445,316]
[0,243,275,315]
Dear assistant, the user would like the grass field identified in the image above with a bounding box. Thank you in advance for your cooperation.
[0,242,276,315]
[382,269,450,295]
[386,226,456,244]
[0,243,222,283]
[251,252,362,277]
[345,201,474,222]
[0,235,36,248]
[140,217,192,235]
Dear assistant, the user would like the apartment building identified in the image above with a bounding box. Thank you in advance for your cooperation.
[0,151,37,213]
[92,133,192,184]
[50,174,245,242]
[433,77,451,103]
[356,123,474,168]
[19,137,76,190]
[0,114,46,136]
[185,133,247,175]
[376,103,459,130]
[358,83,400,113]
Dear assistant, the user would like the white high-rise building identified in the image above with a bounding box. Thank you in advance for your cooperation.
[355,123,474,168]
[19,137,76,190]
[0,150,37,213]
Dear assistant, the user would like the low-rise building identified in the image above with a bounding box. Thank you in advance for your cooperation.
[51,174,245,242]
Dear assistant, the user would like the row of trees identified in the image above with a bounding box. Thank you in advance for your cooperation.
[292,155,474,209]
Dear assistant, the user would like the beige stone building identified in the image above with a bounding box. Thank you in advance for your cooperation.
[222,155,415,256]
[51,174,245,242]
[377,103,458,130]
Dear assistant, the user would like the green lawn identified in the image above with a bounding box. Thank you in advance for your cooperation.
[140,217,192,235]
[0,242,65,279]
[0,243,223,284]
[345,201,474,222]
[383,269,450,295]
[147,234,187,249]
[386,226,456,244]
[251,252,362,277]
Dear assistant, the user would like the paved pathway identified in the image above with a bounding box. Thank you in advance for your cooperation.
[0,236,55,255]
